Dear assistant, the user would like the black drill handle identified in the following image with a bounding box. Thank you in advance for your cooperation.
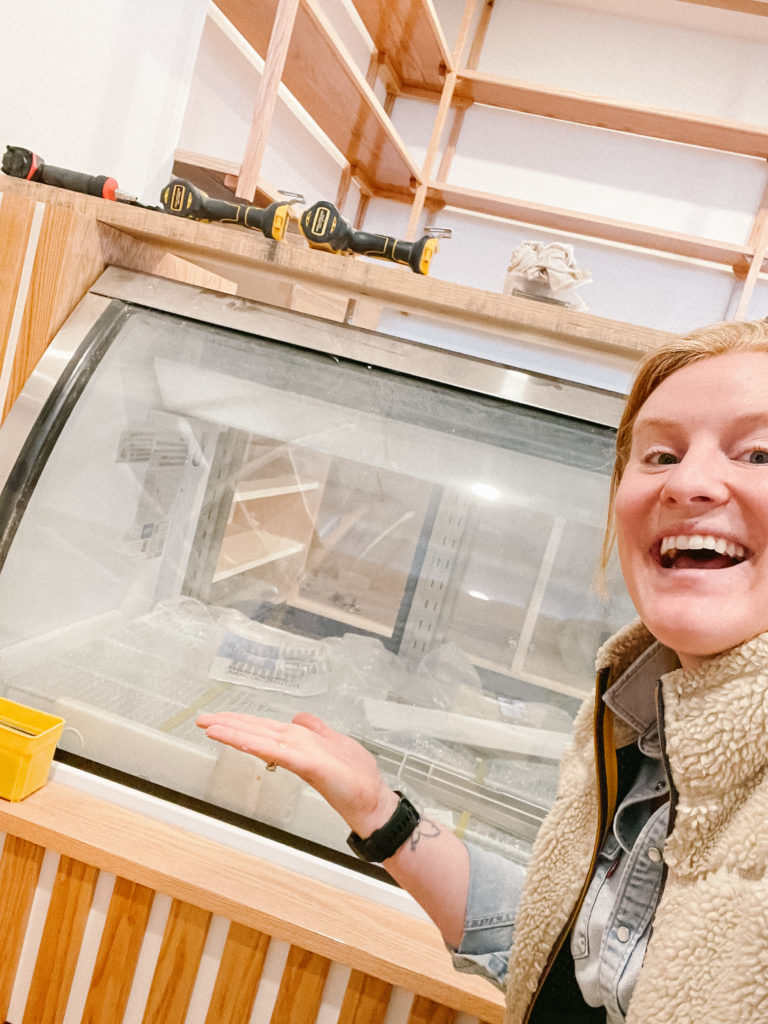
[299,200,437,275]
[2,145,119,199]
[160,178,289,241]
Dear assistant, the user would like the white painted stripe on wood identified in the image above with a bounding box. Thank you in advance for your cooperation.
[382,986,415,1024]
[121,890,173,1024]
[248,936,290,1023]
[62,869,116,1024]
[6,846,60,1023]
[184,913,231,1024]
[0,199,45,414]
[315,960,352,1024]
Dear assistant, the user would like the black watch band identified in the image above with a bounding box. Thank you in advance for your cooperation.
[346,791,421,862]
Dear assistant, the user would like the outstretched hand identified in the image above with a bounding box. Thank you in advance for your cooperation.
[196,710,399,837]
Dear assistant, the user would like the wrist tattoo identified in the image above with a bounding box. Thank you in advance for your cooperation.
[408,815,442,850]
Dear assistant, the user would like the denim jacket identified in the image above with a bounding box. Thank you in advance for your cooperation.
[450,642,673,1022]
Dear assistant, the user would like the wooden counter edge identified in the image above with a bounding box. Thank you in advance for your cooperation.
[0,780,505,1021]
[0,177,671,361]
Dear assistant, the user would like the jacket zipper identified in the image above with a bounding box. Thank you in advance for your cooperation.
[521,666,619,1024]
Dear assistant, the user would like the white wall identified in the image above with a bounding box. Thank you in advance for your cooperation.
[0,0,209,203]
[178,9,353,210]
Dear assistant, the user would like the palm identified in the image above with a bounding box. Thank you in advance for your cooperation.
[196,710,387,829]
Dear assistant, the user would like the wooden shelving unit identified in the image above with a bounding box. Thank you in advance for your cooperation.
[193,0,768,319]
[213,0,421,198]
[349,0,453,90]
[425,182,761,269]
[448,71,768,158]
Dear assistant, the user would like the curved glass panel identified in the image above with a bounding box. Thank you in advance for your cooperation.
[0,302,633,866]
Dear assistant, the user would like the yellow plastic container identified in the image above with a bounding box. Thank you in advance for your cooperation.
[0,698,65,801]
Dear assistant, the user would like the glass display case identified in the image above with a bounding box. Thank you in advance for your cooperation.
[0,269,633,871]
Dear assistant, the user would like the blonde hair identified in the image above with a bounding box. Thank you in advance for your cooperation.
[600,319,768,575]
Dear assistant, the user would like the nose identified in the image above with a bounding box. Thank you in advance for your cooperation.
[660,448,729,506]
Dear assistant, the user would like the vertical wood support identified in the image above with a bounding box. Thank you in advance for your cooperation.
[22,856,100,1024]
[337,970,393,1024]
[0,836,46,1021]
[405,70,458,239]
[81,877,155,1024]
[407,994,457,1024]
[236,0,301,203]
[406,0,485,239]
[270,945,332,1023]
[205,922,271,1024]
[733,172,768,319]
[142,900,212,1024]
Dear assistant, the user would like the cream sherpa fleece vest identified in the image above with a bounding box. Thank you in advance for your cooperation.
[505,622,768,1024]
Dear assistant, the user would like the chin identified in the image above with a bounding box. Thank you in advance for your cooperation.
[641,614,756,667]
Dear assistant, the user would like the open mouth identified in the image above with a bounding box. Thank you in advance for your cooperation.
[659,534,748,570]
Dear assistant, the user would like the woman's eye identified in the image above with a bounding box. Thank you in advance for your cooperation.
[748,450,768,465]
[649,451,678,465]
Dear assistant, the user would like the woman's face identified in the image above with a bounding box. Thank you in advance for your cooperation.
[615,351,768,669]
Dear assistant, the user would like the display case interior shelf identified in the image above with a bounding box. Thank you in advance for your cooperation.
[233,478,320,501]
[213,530,305,582]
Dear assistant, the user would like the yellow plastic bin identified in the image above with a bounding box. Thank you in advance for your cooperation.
[0,698,65,801]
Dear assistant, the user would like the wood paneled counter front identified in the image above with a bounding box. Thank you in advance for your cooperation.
[0,780,504,1024]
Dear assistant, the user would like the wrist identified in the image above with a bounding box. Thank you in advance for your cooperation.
[347,786,400,838]
[347,791,421,863]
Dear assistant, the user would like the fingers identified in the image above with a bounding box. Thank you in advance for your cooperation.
[291,711,338,739]
[195,711,333,775]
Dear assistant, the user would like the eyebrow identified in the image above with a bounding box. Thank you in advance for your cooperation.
[634,411,768,435]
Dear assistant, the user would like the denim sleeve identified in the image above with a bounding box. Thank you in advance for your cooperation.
[447,842,526,989]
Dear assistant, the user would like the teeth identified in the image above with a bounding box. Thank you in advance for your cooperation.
[660,534,746,560]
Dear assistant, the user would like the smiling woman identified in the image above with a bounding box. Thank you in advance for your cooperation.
[198,319,768,1024]
[607,324,768,669]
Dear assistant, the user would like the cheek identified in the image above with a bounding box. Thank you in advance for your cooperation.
[613,475,650,590]
[614,477,641,545]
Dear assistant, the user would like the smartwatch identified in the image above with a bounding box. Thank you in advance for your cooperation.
[346,791,421,862]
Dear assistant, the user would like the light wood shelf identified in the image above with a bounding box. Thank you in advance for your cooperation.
[202,0,768,316]
[172,150,283,210]
[233,478,320,501]
[214,0,421,195]
[449,70,768,158]
[349,0,453,90]
[426,181,762,270]
[214,529,305,582]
